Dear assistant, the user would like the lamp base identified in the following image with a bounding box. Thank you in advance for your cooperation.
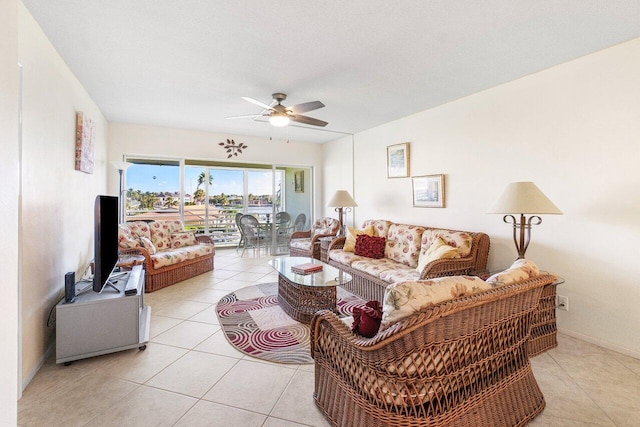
[503,214,542,259]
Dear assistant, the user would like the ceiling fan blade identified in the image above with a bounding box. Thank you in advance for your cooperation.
[287,101,325,114]
[241,97,275,111]
[225,114,266,119]
[290,114,328,127]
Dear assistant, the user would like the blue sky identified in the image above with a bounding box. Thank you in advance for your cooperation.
[126,164,276,195]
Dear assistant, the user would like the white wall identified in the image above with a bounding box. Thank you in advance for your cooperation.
[19,4,109,383]
[324,38,640,357]
[322,134,355,228]
[0,0,20,422]
[108,123,324,219]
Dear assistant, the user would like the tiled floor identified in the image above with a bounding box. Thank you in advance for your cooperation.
[18,249,640,426]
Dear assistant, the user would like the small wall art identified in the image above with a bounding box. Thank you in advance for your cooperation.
[412,174,445,208]
[294,170,304,192]
[387,142,410,178]
[75,111,95,174]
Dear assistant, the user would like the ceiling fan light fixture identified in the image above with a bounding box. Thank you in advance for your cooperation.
[269,114,290,127]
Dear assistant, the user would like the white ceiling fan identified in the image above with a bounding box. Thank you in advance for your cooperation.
[226,93,328,127]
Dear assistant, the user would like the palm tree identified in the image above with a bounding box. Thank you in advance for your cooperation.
[193,189,205,204]
[196,171,213,190]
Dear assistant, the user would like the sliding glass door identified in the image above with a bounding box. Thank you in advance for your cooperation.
[125,158,311,253]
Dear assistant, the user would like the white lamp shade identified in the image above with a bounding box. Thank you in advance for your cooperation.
[327,190,358,207]
[486,182,562,215]
[110,161,133,171]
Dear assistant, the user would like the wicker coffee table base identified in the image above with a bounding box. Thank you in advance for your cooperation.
[277,275,337,324]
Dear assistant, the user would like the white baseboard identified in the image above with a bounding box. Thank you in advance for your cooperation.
[21,342,54,392]
[558,328,640,359]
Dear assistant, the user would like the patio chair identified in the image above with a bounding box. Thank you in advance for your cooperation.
[293,213,306,232]
[235,212,246,251]
[275,211,292,251]
[240,214,271,256]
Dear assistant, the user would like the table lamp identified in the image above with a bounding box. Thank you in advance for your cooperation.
[486,182,562,258]
[327,190,357,236]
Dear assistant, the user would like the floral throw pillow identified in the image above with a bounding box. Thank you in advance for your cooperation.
[170,232,198,249]
[354,235,386,259]
[139,236,157,255]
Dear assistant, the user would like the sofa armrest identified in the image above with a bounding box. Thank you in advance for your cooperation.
[195,234,215,246]
[310,232,338,245]
[290,230,311,240]
[328,236,346,250]
[419,256,477,279]
[119,247,153,271]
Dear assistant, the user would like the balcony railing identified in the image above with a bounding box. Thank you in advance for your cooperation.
[125,206,277,248]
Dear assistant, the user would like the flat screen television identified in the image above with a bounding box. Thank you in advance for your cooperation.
[93,195,119,292]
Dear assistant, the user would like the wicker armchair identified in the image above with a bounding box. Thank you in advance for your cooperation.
[310,273,557,427]
[289,217,340,259]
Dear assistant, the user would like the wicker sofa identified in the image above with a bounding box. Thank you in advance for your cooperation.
[327,219,490,302]
[311,272,557,427]
[118,220,215,293]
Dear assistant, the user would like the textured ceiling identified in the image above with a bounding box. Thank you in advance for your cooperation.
[22,0,640,143]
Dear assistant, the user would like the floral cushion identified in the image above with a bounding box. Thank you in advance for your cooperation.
[384,224,425,268]
[311,217,340,237]
[420,230,473,259]
[125,221,151,240]
[149,221,173,252]
[170,232,198,248]
[344,225,373,252]
[328,249,366,265]
[381,276,492,330]
[150,249,189,269]
[155,220,184,233]
[289,238,312,251]
[350,258,399,277]
[486,259,540,285]
[354,235,386,259]
[181,244,214,260]
[416,237,460,273]
[139,236,157,254]
[379,265,420,284]
[362,219,393,238]
[118,225,141,249]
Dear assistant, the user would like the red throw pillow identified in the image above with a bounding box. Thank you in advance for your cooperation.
[354,235,386,259]
[352,300,383,338]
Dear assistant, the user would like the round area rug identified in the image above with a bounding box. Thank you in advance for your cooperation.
[215,282,365,364]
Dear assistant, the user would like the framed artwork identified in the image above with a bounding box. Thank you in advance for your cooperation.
[412,174,445,208]
[387,142,410,178]
[75,111,95,174]
[294,170,304,192]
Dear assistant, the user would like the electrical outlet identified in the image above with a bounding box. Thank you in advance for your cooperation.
[557,295,569,311]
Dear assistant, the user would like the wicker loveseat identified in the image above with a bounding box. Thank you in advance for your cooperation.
[327,219,490,302]
[289,217,340,259]
[118,220,215,293]
[311,272,557,427]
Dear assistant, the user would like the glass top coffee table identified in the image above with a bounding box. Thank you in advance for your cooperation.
[269,256,352,324]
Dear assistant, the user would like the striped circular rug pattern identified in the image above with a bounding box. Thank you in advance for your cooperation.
[215,282,364,364]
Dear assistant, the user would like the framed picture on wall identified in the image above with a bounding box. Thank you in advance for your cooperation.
[412,174,445,207]
[387,142,410,178]
[75,111,95,174]
[294,170,304,192]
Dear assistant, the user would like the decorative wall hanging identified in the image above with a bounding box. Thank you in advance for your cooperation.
[294,170,304,192]
[412,174,445,208]
[75,111,95,174]
[219,139,248,158]
[387,142,410,178]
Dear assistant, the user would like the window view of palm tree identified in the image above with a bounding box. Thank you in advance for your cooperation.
[125,160,295,248]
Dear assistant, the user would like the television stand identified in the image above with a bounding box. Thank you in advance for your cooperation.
[100,279,121,293]
[56,265,150,364]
